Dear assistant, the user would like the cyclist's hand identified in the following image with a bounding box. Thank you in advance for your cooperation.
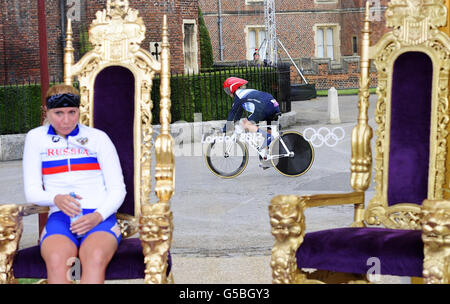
[54,194,82,217]
[70,212,103,235]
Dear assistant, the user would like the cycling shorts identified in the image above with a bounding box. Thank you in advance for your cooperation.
[40,209,122,248]
[247,108,266,124]
[247,107,281,125]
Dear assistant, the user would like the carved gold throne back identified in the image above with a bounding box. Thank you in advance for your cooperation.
[360,0,450,228]
[64,2,175,283]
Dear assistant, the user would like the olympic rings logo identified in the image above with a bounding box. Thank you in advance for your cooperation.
[303,126,345,148]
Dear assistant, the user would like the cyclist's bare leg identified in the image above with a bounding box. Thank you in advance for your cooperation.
[241,118,270,166]
[242,118,267,147]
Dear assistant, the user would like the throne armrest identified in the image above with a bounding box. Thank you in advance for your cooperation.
[303,192,365,228]
[19,204,50,217]
[269,192,365,284]
[302,192,364,208]
[421,199,450,284]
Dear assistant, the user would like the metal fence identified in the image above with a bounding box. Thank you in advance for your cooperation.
[0,65,286,135]
[0,78,43,135]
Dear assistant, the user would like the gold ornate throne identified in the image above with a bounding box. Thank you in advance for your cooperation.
[269,0,450,284]
[0,1,175,284]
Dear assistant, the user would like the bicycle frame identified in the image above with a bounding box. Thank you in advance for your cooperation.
[223,124,293,160]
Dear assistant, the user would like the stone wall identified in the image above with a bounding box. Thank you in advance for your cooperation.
[0,134,26,161]
[288,56,378,90]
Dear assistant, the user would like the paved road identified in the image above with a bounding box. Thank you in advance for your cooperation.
[168,94,378,257]
[0,94,408,283]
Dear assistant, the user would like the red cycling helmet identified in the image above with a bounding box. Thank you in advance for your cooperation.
[223,77,248,96]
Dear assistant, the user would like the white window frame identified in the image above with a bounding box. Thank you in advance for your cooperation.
[245,0,264,5]
[314,0,338,4]
[313,24,341,61]
[245,25,266,60]
[182,19,199,74]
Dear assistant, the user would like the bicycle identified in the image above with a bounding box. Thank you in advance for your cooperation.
[203,118,314,178]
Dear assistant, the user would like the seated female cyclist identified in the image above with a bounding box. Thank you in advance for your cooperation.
[23,84,126,283]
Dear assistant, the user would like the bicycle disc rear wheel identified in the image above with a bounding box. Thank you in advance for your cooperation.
[205,139,249,178]
[270,131,314,177]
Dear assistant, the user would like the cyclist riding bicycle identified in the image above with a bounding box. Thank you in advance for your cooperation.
[222,77,281,163]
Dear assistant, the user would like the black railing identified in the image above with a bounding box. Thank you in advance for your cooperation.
[0,65,285,135]
[1,78,42,135]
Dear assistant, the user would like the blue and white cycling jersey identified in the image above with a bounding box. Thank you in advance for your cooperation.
[225,89,280,125]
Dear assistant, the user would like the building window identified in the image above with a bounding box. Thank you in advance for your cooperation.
[314,25,340,61]
[352,36,358,55]
[246,26,266,60]
[183,20,199,73]
[245,0,264,4]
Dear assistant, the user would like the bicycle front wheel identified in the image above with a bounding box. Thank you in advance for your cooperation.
[205,139,249,178]
[270,131,314,177]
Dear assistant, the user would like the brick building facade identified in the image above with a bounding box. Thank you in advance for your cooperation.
[199,0,389,89]
[0,0,199,84]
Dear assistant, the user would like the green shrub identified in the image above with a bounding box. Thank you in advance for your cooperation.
[316,87,377,96]
[198,8,214,69]
[79,24,93,56]
[0,84,42,135]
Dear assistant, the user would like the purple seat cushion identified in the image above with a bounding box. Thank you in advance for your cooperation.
[13,238,172,280]
[297,227,423,277]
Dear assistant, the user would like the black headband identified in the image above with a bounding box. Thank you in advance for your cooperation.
[46,93,80,109]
